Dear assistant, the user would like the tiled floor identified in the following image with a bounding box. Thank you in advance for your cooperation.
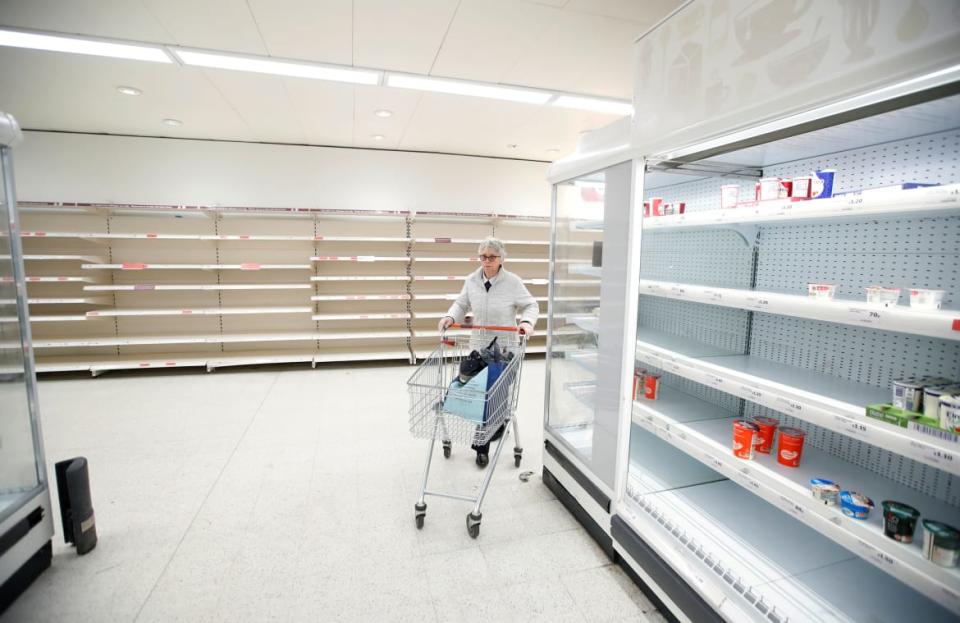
[4,358,665,622]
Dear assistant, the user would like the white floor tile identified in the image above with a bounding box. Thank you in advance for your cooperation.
[2,359,665,623]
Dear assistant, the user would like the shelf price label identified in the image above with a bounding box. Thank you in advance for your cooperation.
[841,195,865,212]
[707,375,724,389]
[835,415,870,440]
[848,307,881,325]
[775,396,803,414]
[909,440,956,468]
[739,384,763,401]
[779,495,804,518]
[857,539,896,569]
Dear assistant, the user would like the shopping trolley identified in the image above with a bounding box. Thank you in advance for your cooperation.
[407,324,527,538]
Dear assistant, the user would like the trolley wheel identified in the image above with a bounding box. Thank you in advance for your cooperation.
[442,440,452,459]
[466,512,482,539]
[414,502,427,530]
[514,446,523,468]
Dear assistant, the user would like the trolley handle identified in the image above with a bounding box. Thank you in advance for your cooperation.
[449,323,519,332]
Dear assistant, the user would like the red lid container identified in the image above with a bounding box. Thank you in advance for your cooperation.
[732,419,759,460]
[777,427,806,467]
[751,416,779,454]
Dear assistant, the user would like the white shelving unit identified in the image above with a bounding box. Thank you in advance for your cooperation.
[632,388,960,610]
[20,205,551,372]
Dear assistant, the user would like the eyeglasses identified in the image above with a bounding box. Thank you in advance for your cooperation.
[478,254,500,261]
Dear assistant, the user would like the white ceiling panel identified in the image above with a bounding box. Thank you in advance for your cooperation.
[430,0,559,84]
[0,49,254,141]
[284,79,357,146]
[196,69,307,144]
[353,86,425,150]
[248,0,353,65]
[0,0,170,42]
[353,0,459,74]
[141,0,266,54]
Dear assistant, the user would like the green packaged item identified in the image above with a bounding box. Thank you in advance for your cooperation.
[865,404,919,428]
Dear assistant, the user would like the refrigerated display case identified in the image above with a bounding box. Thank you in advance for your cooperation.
[0,112,54,613]
[544,3,960,621]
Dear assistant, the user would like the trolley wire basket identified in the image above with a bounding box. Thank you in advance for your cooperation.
[407,324,528,538]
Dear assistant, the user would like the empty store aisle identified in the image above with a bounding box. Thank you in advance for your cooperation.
[3,359,665,622]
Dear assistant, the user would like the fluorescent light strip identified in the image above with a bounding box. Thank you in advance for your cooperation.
[174,49,380,86]
[552,95,633,116]
[0,28,171,63]
[387,73,551,105]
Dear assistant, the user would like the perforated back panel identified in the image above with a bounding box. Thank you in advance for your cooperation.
[638,128,960,508]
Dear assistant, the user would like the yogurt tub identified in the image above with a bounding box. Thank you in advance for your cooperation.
[810,478,840,506]
[921,519,960,567]
[940,394,960,433]
[881,500,921,543]
[732,419,759,459]
[925,386,959,420]
[776,427,805,467]
[751,416,779,454]
[839,491,874,520]
[865,286,901,307]
[808,283,836,301]
[892,378,924,412]
[909,288,945,310]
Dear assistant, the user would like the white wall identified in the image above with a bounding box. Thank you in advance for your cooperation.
[12,132,551,217]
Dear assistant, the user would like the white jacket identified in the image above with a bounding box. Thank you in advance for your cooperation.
[444,267,539,328]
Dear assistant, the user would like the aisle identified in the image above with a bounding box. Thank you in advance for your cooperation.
[4,359,665,622]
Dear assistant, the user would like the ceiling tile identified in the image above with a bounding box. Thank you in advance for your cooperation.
[0,48,254,141]
[248,0,353,65]
[0,0,170,42]
[353,86,425,150]
[197,69,308,143]
[563,0,682,24]
[141,0,267,54]
[430,0,560,85]
[284,79,357,146]
[354,0,460,74]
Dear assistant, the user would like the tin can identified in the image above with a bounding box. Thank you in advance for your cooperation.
[792,176,813,198]
[882,500,921,543]
[751,416,779,454]
[649,197,664,216]
[644,374,660,400]
[810,478,840,506]
[840,491,875,520]
[777,427,805,467]
[758,177,782,201]
[812,169,835,199]
[720,185,739,209]
[732,419,759,459]
[940,394,960,433]
[922,519,960,567]
[892,378,924,412]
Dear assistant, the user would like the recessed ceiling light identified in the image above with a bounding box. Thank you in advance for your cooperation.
[386,74,551,105]
[174,49,381,86]
[0,28,171,63]
[371,134,385,141]
[162,118,182,127]
[116,86,142,96]
[551,95,633,116]
[374,109,393,118]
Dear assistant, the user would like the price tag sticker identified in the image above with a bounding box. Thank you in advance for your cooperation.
[857,539,896,569]
[836,415,870,439]
[910,440,956,468]
[739,384,763,402]
[707,375,724,389]
[848,307,881,326]
[776,396,803,414]
[779,495,804,518]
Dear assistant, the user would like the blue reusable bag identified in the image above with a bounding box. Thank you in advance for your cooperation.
[443,361,508,425]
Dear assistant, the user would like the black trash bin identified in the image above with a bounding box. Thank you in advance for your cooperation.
[54,457,97,555]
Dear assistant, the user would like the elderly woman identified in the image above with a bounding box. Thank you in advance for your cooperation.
[438,237,539,466]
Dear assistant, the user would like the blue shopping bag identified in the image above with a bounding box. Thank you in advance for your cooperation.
[443,361,508,425]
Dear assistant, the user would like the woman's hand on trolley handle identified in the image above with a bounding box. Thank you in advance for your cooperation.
[437,316,454,333]
[518,321,534,338]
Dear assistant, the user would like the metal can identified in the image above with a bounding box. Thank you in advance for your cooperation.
[892,378,924,412]
[810,478,840,506]
[777,427,805,467]
[751,416,779,454]
[792,176,813,198]
[732,419,758,459]
[922,519,960,567]
[758,177,782,201]
[644,374,660,400]
[720,185,740,209]
[940,394,960,433]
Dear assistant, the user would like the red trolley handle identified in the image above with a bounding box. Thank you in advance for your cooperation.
[449,323,519,332]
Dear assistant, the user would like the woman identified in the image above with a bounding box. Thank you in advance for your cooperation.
[438,237,538,466]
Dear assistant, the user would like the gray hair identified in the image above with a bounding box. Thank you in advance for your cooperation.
[478,237,507,260]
